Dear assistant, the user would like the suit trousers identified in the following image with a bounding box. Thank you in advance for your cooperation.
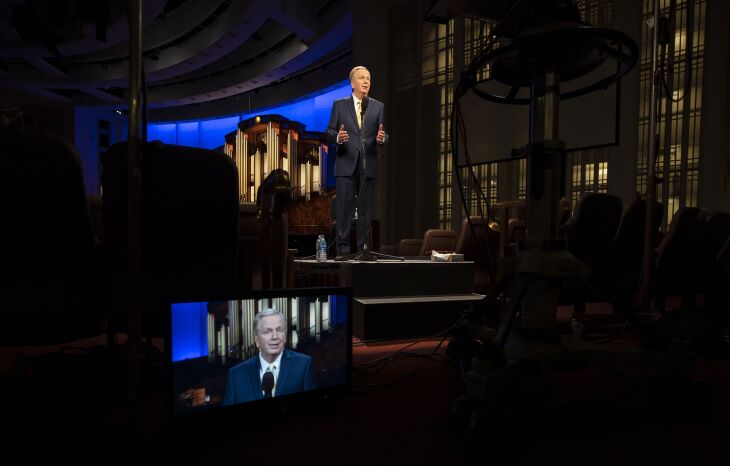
[335,163,374,255]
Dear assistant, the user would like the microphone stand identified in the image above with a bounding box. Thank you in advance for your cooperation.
[339,99,403,262]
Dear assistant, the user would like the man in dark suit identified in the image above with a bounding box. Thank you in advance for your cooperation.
[327,66,387,258]
[222,308,316,405]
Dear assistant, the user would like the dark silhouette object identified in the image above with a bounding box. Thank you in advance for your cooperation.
[102,141,239,336]
[257,168,290,220]
[257,169,291,288]
[0,129,102,344]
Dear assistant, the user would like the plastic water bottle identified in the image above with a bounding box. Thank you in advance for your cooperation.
[316,234,327,262]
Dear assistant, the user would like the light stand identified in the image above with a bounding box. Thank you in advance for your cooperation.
[637,0,661,313]
[451,0,638,350]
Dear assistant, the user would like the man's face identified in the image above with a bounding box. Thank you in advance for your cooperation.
[351,68,371,97]
[255,315,287,361]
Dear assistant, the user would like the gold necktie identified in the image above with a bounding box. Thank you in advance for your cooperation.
[357,101,362,128]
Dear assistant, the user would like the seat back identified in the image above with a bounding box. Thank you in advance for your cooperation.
[398,238,423,256]
[102,141,239,335]
[654,207,707,294]
[0,129,101,344]
[705,211,730,264]
[455,217,499,294]
[565,192,623,283]
[655,207,706,269]
[608,198,662,312]
[419,229,456,256]
[611,199,663,273]
[717,236,730,266]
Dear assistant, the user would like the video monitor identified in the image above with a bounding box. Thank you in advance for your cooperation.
[168,287,351,418]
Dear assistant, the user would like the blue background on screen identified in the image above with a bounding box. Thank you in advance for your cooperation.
[171,302,209,362]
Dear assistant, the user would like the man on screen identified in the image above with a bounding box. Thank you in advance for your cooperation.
[223,308,316,405]
[327,65,387,259]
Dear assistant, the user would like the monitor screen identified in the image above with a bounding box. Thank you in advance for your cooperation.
[169,287,351,417]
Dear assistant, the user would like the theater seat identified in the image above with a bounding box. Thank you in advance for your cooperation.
[717,236,730,266]
[562,192,623,313]
[102,141,239,336]
[654,207,707,311]
[0,129,102,344]
[565,193,623,284]
[704,211,730,264]
[706,234,730,317]
[609,198,663,314]
[419,229,456,256]
[398,238,423,257]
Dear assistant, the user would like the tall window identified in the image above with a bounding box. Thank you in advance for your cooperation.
[637,0,705,228]
[451,18,500,226]
[429,21,454,229]
[577,0,614,26]
[567,0,615,206]
[568,148,610,208]
[463,17,492,81]
[461,163,498,217]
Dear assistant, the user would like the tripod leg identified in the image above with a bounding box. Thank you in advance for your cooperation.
[495,274,531,352]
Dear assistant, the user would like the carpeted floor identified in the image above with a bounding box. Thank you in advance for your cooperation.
[4,310,730,466]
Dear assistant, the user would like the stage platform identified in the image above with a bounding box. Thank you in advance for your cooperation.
[293,259,483,339]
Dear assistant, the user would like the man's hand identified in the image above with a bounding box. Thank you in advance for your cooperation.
[376,124,385,144]
[337,124,349,144]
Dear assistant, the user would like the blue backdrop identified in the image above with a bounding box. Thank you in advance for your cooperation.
[148,81,351,150]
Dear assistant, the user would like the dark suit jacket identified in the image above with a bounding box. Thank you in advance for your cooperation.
[222,349,316,406]
[326,96,386,178]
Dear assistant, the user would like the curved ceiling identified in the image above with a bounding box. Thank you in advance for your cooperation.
[0,0,353,108]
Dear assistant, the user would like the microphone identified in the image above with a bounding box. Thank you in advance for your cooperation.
[262,370,274,398]
[360,96,369,170]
